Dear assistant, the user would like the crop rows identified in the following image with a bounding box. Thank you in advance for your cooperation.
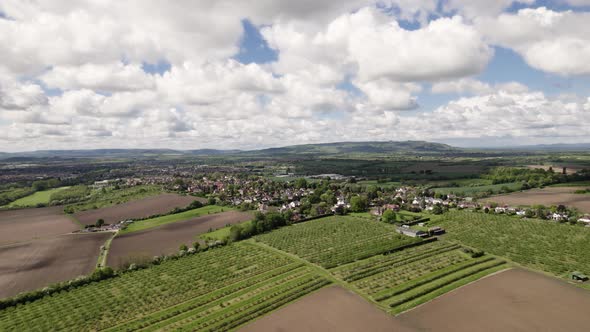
[436,210,590,277]
[0,243,329,331]
[330,239,506,313]
[255,216,421,268]
[332,241,461,282]
[385,258,506,314]
[353,249,470,295]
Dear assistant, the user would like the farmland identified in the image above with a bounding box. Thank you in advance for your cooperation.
[241,286,412,332]
[0,233,111,298]
[120,205,231,234]
[73,193,203,226]
[0,243,330,331]
[0,207,79,245]
[64,185,164,214]
[255,216,421,268]
[432,182,522,196]
[5,187,69,208]
[482,186,590,213]
[398,268,590,331]
[331,239,506,314]
[107,211,253,269]
[435,210,590,279]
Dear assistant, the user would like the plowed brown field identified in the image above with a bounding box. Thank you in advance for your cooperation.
[74,193,204,226]
[240,286,412,332]
[483,187,590,213]
[0,233,111,298]
[398,268,590,331]
[0,207,79,246]
[107,210,253,269]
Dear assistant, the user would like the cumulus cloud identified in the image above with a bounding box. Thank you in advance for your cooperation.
[0,80,47,110]
[477,7,590,75]
[431,78,529,95]
[40,62,156,92]
[0,1,588,151]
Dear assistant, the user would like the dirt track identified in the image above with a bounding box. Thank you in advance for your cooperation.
[107,211,253,269]
[398,268,590,331]
[0,233,111,298]
[0,207,79,245]
[240,286,412,332]
[74,193,204,226]
[484,187,590,213]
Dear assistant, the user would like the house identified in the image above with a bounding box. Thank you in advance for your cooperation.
[516,210,526,216]
[495,207,506,214]
[578,217,590,225]
[258,203,268,213]
[552,213,567,222]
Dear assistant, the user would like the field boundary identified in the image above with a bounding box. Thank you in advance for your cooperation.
[96,232,117,268]
[394,267,512,316]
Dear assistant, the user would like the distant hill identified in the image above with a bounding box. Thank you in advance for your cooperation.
[3,140,588,160]
[188,149,241,156]
[498,143,590,151]
[244,141,459,156]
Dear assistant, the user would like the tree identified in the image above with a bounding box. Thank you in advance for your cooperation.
[188,200,204,209]
[192,241,200,251]
[295,178,308,189]
[207,197,216,205]
[229,225,243,242]
[382,209,396,223]
[350,195,368,212]
[431,204,444,215]
[333,204,346,215]
[95,219,105,227]
[179,244,188,251]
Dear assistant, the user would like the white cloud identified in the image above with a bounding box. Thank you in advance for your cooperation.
[442,0,535,18]
[431,78,529,95]
[264,8,492,83]
[477,7,590,75]
[40,62,156,92]
[0,1,588,151]
[0,79,47,110]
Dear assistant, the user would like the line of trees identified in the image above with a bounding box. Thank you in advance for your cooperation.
[228,211,291,242]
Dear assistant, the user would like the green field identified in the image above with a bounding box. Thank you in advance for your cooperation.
[255,216,421,268]
[434,210,590,279]
[6,187,69,207]
[120,205,232,234]
[330,240,506,314]
[551,181,590,187]
[0,243,330,331]
[432,182,522,196]
[65,185,162,213]
[201,220,253,241]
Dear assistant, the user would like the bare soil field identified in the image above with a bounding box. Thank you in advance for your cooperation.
[0,233,111,298]
[74,193,204,226]
[0,207,79,246]
[483,186,590,213]
[398,268,590,332]
[107,211,253,269]
[240,286,412,332]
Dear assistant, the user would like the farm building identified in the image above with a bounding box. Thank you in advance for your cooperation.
[428,226,445,236]
[396,226,427,238]
[571,272,589,282]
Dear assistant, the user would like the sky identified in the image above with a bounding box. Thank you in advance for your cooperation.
[0,1,589,152]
